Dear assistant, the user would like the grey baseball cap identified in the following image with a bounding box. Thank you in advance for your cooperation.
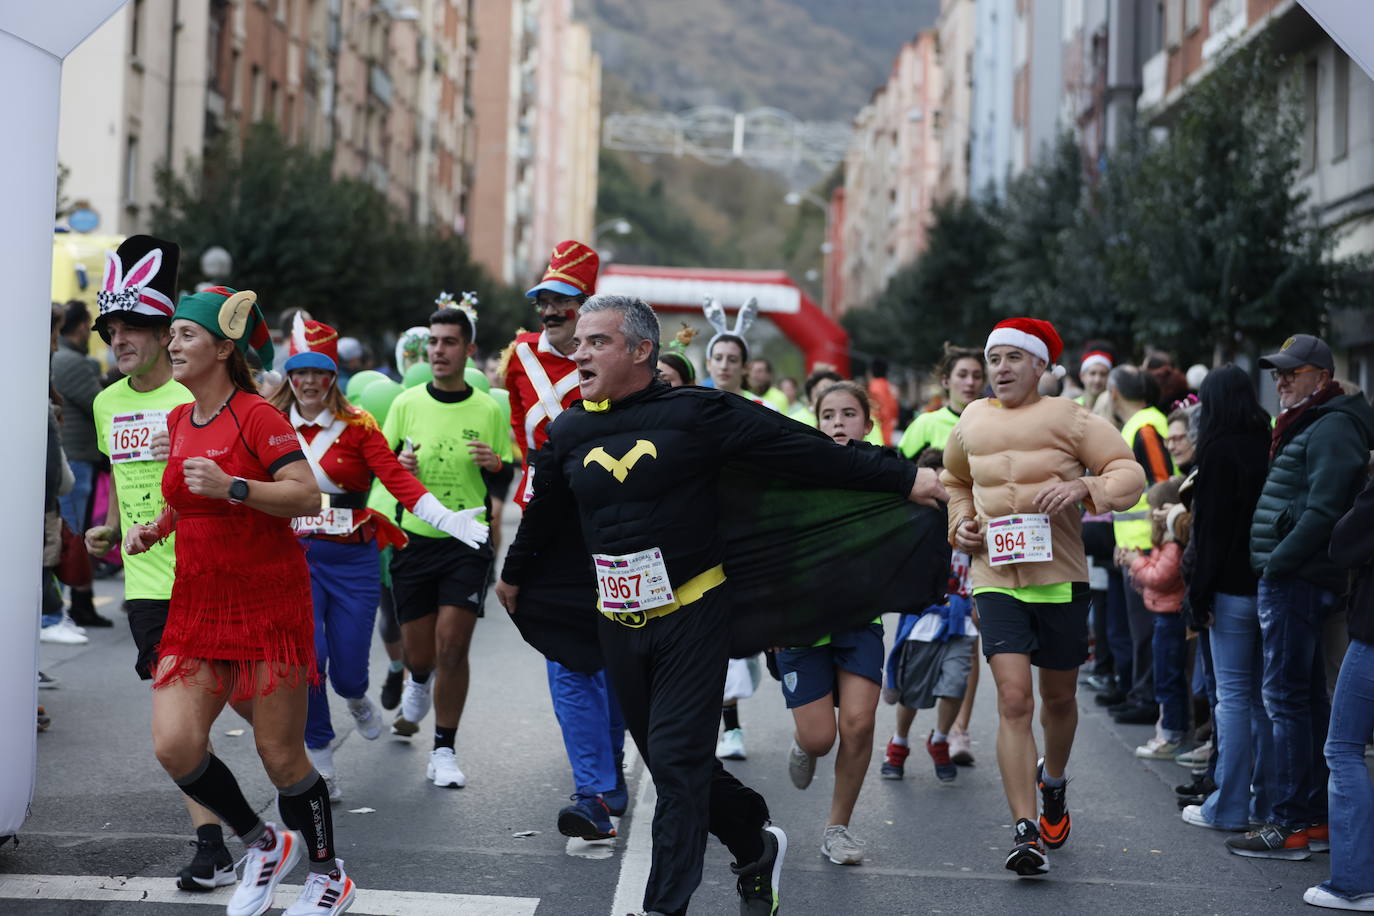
[1258,334,1333,372]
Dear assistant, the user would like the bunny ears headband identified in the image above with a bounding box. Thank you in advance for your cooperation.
[703,296,760,362]
[94,235,182,342]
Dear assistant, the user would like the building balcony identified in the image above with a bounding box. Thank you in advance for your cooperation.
[1138,50,1166,111]
[370,64,393,105]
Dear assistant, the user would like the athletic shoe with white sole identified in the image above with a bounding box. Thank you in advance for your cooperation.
[1303,885,1374,911]
[1175,740,1213,767]
[1135,736,1182,759]
[37,671,59,689]
[227,825,301,916]
[787,738,815,790]
[1005,818,1049,877]
[176,837,235,891]
[399,676,431,726]
[733,824,786,915]
[820,824,866,866]
[39,621,88,645]
[1036,758,1070,850]
[283,860,357,915]
[948,726,975,766]
[346,697,382,741]
[427,747,467,788]
[716,727,746,760]
[306,747,341,803]
[1180,805,1243,832]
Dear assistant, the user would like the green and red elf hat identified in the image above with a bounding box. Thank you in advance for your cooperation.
[173,286,276,370]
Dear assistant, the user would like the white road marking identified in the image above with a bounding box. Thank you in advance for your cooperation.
[0,874,540,915]
[609,750,656,916]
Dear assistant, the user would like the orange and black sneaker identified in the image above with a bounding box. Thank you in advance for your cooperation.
[1005,818,1049,877]
[1306,823,1329,853]
[1225,823,1311,860]
[1036,758,1071,849]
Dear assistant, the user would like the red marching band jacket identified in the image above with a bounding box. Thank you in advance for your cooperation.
[504,329,580,508]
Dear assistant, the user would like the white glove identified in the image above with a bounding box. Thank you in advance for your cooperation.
[412,493,489,550]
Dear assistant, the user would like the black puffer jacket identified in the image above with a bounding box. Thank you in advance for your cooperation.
[1330,476,1374,643]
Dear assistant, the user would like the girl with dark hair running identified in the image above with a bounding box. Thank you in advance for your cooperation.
[125,287,356,916]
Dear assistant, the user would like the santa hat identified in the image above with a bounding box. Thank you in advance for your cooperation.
[985,318,1066,378]
[1080,350,1114,375]
[283,313,340,373]
[526,240,599,299]
[94,235,180,342]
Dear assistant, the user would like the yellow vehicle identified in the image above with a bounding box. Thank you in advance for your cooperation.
[52,230,123,364]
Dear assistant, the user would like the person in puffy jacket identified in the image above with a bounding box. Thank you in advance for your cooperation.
[1234,334,1374,861]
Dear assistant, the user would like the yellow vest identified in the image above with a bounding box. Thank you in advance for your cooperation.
[1113,406,1171,549]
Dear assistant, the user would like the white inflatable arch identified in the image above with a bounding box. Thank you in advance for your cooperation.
[0,0,128,841]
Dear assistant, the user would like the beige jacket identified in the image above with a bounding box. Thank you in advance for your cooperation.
[941,396,1146,591]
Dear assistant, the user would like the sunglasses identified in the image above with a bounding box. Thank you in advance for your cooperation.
[1270,366,1322,383]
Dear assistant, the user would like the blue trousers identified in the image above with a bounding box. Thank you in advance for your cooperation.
[59,458,95,532]
[1257,575,1332,827]
[1106,568,1133,692]
[1320,638,1374,901]
[305,539,382,750]
[546,660,626,797]
[1152,613,1189,738]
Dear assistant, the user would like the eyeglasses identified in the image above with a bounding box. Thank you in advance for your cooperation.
[1270,366,1322,383]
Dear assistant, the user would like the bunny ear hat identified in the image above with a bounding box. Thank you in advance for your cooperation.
[94,235,181,342]
[703,296,760,362]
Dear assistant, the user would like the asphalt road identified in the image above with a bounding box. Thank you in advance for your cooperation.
[4,516,1348,915]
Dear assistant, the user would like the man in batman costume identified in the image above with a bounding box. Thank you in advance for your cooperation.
[496,295,949,916]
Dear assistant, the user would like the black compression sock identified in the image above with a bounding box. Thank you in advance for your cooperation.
[278,771,334,872]
[194,823,225,847]
[434,726,457,751]
[411,669,431,685]
[174,754,262,840]
[722,705,741,732]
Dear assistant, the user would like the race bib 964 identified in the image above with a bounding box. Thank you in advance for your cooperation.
[986,513,1054,566]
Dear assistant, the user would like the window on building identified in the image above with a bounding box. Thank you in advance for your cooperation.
[208,3,226,84]
[269,79,280,123]
[1185,0,1201,33]
[130,0,144,57]
[1301,57,1318,173]
[123,135,140,205]
[1165,0,1181,49]
[1333,50,1349,162]
[251,65,264,120]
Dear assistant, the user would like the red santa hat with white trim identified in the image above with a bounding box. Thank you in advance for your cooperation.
[984,318,1067,378]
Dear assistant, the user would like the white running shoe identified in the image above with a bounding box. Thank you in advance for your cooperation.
[716,727,747,760]
[427,747,467,788]
[284,860,357,915]
[821,824,866,866]
[787,737,815,790]
[1303,885,1374,911]
[399,676,432,726]
[346,697,382,741]
[227,825,301,916]
[1135,736,1182,759]
[39,621,88,645]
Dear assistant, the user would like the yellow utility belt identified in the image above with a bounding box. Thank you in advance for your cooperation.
[599,564,725,628]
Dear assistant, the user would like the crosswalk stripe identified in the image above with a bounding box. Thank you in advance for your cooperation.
[0,874,540,915]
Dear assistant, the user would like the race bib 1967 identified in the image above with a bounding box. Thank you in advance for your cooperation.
[109,409,168,463]
[986,513,1054,566]
[594,547,675,612]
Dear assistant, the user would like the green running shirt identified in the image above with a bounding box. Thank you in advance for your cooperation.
[93,376,192,600]
[382,384,513,537]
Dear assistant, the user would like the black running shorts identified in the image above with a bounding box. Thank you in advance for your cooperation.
[125,598,170,680]
[974,583,1091,670]
[389,534,491,623]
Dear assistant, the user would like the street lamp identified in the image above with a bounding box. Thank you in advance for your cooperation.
[784,189,828,212]
[196,246,233,291]
[592,218,632,243]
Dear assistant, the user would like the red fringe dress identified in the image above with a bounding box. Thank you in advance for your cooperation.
[153,391,316,700]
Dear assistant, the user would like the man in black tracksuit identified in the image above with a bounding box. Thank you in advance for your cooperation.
[497,295,943,916]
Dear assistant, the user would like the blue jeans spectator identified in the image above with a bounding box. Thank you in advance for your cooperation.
[1202,592,1276,829]
[1257,575,1332,828]
[1106,567,1132,692]
[1152,613,1189,740]
[1317,637,1374,903]
[58,458,95,533]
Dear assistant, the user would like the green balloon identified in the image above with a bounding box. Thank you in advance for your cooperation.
[487,387,511,426]
[403,362,434,389]
[464,367,491,393]
[358,379,403,426]
[345,370,387,400]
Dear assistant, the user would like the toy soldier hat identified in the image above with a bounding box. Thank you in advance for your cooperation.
[94,235,181,342]
[283,313,340,373]
[526,240,600,299]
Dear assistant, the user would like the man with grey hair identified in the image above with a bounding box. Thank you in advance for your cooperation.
[498,294,948,916]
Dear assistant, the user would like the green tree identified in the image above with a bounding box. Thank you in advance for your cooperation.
[152,123,520,358]
[843,196,1005,367]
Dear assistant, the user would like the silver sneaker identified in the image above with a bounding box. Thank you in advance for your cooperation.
[787,738,815,790]
[716,727,746,760]
[306,747,341,803]
[347,696,382,741]
[399,676,431,726]
[821,824,865,865]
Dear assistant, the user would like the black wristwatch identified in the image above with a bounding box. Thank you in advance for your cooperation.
[227,477,250,504]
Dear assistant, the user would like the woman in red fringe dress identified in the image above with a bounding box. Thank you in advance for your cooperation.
[125,286,358,916]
